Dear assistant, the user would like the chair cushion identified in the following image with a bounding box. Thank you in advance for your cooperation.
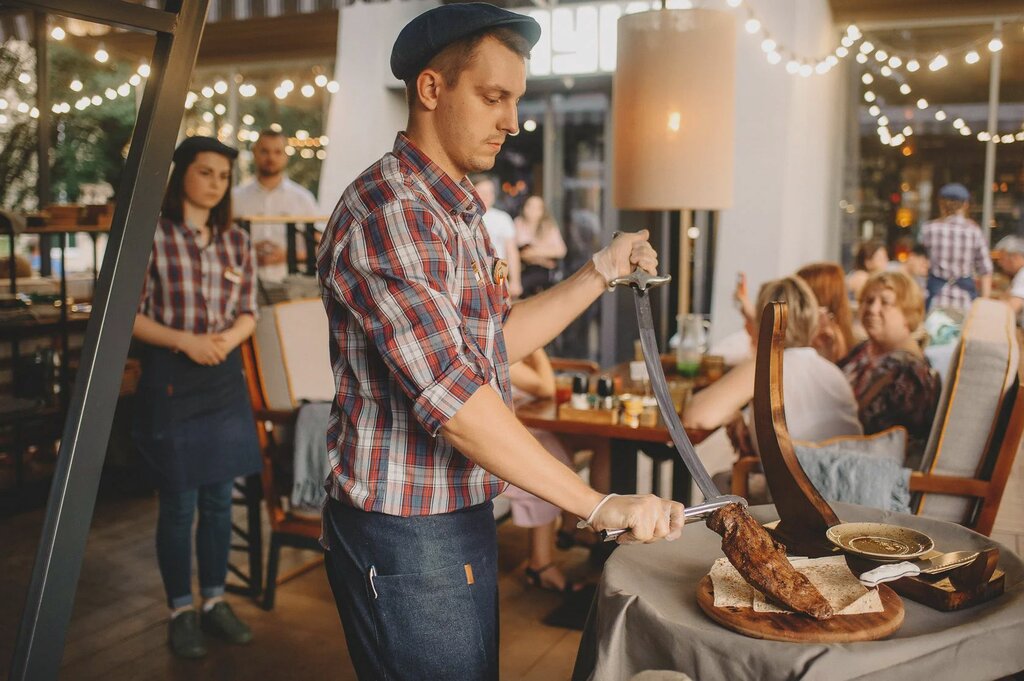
[793,427,910,513]
[253,298,335,410]
[916,299,1018,523]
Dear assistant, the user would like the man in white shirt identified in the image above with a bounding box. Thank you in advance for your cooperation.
[233,130,321,283]
[474,175,521,297]
[995,235,1024,326]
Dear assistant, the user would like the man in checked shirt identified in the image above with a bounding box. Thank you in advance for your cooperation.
[315,5,686,680]
[920,182,993,313]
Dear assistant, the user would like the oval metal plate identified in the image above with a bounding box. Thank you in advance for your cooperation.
[826,522,935,561]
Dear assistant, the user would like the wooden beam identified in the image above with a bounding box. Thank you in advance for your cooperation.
[830,0,1024,25]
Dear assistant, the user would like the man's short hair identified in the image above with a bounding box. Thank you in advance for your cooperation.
[404,27,531,109]
[996,236,1024,256]
[255,129,286,146]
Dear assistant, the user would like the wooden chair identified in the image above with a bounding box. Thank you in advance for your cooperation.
[549,357,600,374]
[732,300,1024,537]
[241,339,323,610]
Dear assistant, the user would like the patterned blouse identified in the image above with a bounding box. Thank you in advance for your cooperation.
[839,342,941,466]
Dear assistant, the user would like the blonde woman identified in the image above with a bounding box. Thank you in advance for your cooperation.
[684,276,862,442]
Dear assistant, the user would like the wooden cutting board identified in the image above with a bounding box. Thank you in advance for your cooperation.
[696,575,904,642]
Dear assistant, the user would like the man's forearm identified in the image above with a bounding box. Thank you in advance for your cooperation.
[442,385,603,519]
[502,260,606,363]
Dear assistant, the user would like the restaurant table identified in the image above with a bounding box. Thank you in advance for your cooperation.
[572,502,1024,681]
[515,397,712,504]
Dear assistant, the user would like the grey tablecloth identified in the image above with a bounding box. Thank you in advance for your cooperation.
[572,503,1024,681]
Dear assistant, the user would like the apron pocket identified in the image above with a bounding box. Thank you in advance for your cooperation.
[369,559,489,681]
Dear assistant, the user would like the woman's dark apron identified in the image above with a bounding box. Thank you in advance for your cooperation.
[133,345,262,493]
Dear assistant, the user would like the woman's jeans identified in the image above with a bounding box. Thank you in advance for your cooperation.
[156,480,235,609]
[323,497,500,681]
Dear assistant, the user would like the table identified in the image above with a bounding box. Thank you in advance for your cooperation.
[572,502,1024,681]
[516,397,712,504]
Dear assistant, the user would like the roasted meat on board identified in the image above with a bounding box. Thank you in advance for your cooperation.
[707,503,834,620]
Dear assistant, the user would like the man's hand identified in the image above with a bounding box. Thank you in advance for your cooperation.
[591,230,659,284]
[255,240,286,266]
[589,493,685,544]
[179,333,227,366]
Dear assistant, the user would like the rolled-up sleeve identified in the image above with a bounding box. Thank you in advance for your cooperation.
[236,230,259,319]
[327,200,490,436]
[973,230,994,275]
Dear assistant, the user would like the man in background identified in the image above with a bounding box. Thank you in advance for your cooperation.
[919,182,993,312]
[994,235,1024,327]
[233,129,320,283]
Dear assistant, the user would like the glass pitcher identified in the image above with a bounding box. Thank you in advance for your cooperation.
[675,313,709,377]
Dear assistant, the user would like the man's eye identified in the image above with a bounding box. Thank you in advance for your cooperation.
[485,97,500,105]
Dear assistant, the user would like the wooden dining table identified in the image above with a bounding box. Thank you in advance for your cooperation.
[515,365,714,504]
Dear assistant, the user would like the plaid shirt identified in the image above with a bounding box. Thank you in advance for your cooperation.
[920,214,993,310]
[138,217,258,333]
[317,134,513,517]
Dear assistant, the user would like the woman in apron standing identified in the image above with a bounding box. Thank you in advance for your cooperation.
[132,136,262,659]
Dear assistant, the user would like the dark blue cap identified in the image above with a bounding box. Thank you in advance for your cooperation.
[390,3,541,82]
[172,135,238,166]
[938,182,970,202]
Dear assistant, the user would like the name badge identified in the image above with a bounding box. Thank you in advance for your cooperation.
[224,267,242,284]
[471,261,485,286]
[492,259,508,286]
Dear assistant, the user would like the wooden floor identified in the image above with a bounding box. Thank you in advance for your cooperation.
[0,489,599,681]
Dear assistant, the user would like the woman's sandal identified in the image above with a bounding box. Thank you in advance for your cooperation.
[524,563,585,594]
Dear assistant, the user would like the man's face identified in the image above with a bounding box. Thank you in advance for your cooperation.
[998,252,1024,276]
[905,253,929,277]
[433,37,525,178]
[253,135,288,177]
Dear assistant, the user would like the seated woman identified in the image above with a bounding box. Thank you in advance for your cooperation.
[797,262,857,364]
[503,348,585,593]
[840,271,941,466]
[684,276,862,443]
[847,239,889,302]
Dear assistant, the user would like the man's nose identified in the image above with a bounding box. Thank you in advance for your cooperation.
[502,101,520,137]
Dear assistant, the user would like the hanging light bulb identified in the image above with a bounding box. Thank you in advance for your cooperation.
[786,60,800,74]
[841,36,854,48]
[301,84,315,97]
[863,90,876,102]
[899,83,912,95]
[836,46,849,58]
[105,88,117,100]
[888,55,902,68]
[906,59,920,72]
[91,95,102,106]
[744,18,760,34]
[952,117,965,129]
[880,66,892,77]
[929,55,948,71]
[766,51,781,64]
[988,37,1003,52]
[70,78,83,91]
[934,110,947,121]
[860,41,874,54]
[326,80,340,94]
[94,43,109,63]
[239,83,257,97]
[18,72,31,84]
[726,0,741,6]
[214,103,226,115]
[315,74,328,87]
[862,73,874,84]
[875,49,888,62]
[201,86,214,98]
[242,114,255,125]
[902,125,913,136]
[856,53,868,64]
[214,80,228,94]
[138,62,151,77]
[965,50,980,64]
[977,131,991,141]
[760,38,776,53]
[50,26,65,40]
[916,98,928,109]
[118,83,131,97]
[868,105,881,116]
[129,74,142,86]
[846,24,861,39]
[878,115,889,126]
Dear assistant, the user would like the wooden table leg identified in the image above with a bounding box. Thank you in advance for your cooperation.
[610,439,638,495]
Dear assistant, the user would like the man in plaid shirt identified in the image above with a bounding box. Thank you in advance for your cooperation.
[315,5,686,680]
[920,182,993,312]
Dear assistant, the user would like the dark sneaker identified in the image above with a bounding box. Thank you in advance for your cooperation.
[201,601,253,645]
[168,610,207,659]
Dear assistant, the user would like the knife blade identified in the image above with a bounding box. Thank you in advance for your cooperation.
[858,550,980,587]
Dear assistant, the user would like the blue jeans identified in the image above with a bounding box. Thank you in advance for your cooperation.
[156,480,235,609]
[323,498,499,681]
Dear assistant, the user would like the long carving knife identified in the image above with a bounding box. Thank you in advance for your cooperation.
[599,269,745,541]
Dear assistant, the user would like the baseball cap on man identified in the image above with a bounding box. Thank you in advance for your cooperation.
[938,182,970,202]
[390,3,541,82]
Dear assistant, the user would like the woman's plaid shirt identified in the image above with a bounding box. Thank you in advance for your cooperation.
[316,134,513,516]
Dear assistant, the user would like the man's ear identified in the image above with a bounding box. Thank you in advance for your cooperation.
[416,70,443,111]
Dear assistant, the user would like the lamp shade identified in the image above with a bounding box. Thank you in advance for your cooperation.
[612,9,736,210]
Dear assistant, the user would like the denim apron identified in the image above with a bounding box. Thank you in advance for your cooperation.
[133,344,262,493]
[925,273,976,311]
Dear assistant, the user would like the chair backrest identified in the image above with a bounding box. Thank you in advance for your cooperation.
[251,298,335,410]
[914,298,1021,530]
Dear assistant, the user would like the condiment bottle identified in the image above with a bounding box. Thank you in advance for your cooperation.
[570,373,590,410]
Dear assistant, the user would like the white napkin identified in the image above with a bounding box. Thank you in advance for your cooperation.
[859,561,920,588]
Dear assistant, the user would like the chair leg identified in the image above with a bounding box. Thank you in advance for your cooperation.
[263,534,281,611]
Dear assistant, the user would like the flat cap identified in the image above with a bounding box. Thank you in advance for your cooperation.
[995,236,1024,255]
[938,182,970,202]
[173,135,239,166]
[390,3,541,82]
